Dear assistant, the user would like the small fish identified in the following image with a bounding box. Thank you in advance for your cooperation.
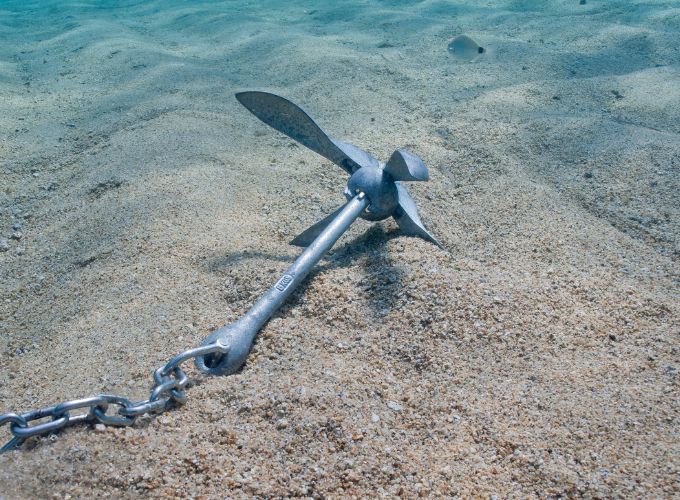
[447,35,485,61]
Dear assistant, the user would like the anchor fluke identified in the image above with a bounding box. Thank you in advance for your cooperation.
[384,149,429,182]
[235,91,378,174]
[393,183,442,247]
[290,202,349,247]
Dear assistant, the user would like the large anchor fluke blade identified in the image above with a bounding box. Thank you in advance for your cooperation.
[235,91,378,174]
[393,183,442,247]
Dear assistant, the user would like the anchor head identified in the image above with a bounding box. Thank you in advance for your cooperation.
[234,91,442,247]
[344,165,398,221]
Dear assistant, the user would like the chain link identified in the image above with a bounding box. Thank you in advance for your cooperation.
[0,341,230,453]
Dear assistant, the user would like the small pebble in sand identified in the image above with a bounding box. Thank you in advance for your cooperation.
[15,247,24,256]
[387,401,403,412]
[95,424,106,433]
[12,222,22,230]
[0,240,9,252]
[371,412,380,423]
[11,231,22,240]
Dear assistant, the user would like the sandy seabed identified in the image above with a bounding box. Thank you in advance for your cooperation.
[0,0,679,497]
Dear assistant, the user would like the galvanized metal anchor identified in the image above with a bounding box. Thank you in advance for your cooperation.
[0,92,440,451]
[195,91,441,376]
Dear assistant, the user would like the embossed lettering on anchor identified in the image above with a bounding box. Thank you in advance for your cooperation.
[275,274,294,292]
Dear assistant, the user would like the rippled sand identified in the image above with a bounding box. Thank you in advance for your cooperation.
[0,0,678,497]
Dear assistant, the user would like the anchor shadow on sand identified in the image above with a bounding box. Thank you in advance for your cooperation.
[206,224,406,320]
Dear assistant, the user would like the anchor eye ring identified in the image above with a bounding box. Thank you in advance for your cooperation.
[201,351,226,370]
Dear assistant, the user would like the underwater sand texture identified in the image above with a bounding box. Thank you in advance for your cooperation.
[0,0,679,497]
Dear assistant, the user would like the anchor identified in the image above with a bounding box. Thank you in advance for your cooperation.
[0,91,441,451]
[195,91,441,376]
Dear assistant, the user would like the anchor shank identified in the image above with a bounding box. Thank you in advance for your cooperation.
[196,193,369,375]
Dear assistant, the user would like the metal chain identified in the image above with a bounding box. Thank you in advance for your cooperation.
[0,341,230,453]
